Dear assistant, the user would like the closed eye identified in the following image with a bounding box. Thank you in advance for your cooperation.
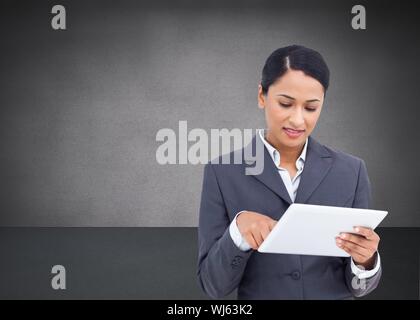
[279,103,292,107]
[279,103,317,112]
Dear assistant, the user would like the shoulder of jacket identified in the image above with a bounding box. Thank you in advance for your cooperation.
[318,141,364,175]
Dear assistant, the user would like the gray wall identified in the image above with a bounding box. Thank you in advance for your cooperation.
[1,0,419,226]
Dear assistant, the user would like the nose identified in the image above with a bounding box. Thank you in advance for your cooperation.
[289,106,305,128]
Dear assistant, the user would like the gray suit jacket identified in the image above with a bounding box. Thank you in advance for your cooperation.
[197,134,382,299]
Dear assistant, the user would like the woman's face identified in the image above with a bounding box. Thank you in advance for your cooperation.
[258,69,325,151]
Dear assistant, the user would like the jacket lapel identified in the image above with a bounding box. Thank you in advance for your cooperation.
[294,135,333,204]
[244,134,293,205]
[243,134,333,205]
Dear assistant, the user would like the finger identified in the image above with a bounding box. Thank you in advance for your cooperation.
[250,227,264,247]
[336,237,368,256]
[336,238,371,258]
[260,224,271,241]
[339,245,366,263]
[245,233,258,250]
[338,233,374,250]
[337,239,369,260]
[343,238,378,253]
[353,226,376,240]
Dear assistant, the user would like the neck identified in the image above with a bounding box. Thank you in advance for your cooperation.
[265,130,305,164]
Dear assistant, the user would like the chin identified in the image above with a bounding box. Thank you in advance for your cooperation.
[284,139,305,147]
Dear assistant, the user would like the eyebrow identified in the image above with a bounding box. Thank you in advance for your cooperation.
[276,94,320,103]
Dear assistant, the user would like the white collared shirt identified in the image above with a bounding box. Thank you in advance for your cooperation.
[229,129,380,279]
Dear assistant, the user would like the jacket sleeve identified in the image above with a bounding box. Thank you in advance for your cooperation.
[197,163,253,299]
[344,159,382,297]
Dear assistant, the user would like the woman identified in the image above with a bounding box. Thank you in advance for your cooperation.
[197,45,382,299]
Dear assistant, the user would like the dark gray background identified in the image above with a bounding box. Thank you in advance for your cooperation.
[0,227,418,299]
[1,0,419,226]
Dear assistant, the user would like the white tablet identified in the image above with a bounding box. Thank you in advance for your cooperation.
[257,203,388,257]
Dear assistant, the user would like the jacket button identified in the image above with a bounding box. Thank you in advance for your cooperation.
[291,271,301,280]
[231,256,243,269]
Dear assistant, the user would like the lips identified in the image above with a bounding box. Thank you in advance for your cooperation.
[283,127,305,138]
[284,127,305,133]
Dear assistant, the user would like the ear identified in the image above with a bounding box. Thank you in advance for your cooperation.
[258,84,265,109]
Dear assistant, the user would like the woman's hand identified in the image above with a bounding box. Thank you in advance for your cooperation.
[236,211,277,250]
[336,226,380,269]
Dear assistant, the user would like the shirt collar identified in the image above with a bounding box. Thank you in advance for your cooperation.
[258,129,308,169]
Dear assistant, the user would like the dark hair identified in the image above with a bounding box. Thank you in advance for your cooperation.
[261,45,330,95]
